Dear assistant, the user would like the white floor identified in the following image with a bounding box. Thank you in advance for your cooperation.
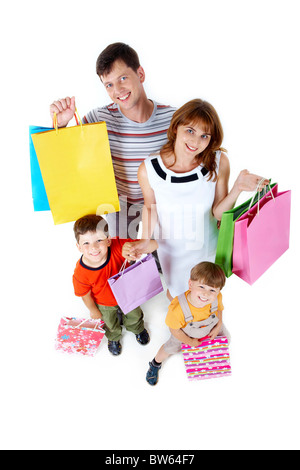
[1,212,299,450]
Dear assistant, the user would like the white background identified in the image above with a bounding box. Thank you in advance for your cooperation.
[1,0,299,451]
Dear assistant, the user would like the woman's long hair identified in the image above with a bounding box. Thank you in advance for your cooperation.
[161,99,226,181]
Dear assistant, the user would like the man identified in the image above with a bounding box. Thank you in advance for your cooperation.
[50,42,176,238]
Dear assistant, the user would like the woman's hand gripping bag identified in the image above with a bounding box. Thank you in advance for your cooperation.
[232,184,291,285]
[108,254,164,314]
[215,183,277,277]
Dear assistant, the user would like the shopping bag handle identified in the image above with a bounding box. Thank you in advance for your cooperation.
[119,255,146,277]
[248,178,275,216]
[74,318,104,332]
[53,107,83,134]
[119,260,128,276]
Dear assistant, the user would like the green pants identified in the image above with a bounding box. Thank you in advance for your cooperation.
[97,304,145,341]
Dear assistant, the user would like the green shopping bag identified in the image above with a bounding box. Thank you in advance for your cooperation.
[215,183,276,277]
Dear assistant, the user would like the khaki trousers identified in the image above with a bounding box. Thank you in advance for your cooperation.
[97,304,145,341]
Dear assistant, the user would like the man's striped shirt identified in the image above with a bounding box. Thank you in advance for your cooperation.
[83,101,176,204]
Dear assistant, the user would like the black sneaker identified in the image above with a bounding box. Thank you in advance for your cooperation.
[146,361,161,386]
[136,329,150,345]
[108,340,122,356]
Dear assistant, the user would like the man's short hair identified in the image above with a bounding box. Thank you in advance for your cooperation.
[96,42,140,77]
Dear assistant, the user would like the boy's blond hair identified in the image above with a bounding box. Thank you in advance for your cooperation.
[190,262,226,290]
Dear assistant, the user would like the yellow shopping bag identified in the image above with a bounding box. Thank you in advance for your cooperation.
[31,112,120,224]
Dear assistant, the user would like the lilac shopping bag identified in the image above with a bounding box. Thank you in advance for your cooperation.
[108,254,164,314]
[232,184,291,284]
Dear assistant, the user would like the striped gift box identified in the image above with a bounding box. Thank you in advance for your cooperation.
[181,336,231,380]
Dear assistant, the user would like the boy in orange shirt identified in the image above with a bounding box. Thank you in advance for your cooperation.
[73,214,158,356]
[146,261,229,385]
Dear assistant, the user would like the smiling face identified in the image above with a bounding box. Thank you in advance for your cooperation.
[174,122,212,161]
[188,278,220,309]
[77,230,111,268]
[101,59,146,111]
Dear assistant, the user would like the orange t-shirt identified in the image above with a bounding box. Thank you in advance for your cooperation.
[73,237,132,306]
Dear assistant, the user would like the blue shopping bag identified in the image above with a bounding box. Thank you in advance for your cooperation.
[29,125,52,211]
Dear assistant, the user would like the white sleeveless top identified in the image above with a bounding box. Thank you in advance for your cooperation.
[144,152,221,297]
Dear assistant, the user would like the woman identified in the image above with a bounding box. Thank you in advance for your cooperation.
[128,99,268,300]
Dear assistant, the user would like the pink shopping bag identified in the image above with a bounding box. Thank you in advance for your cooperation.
[108,254,164,314]
[55,317,105,357]
[232,184,291,285]
[181,336,231,380]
